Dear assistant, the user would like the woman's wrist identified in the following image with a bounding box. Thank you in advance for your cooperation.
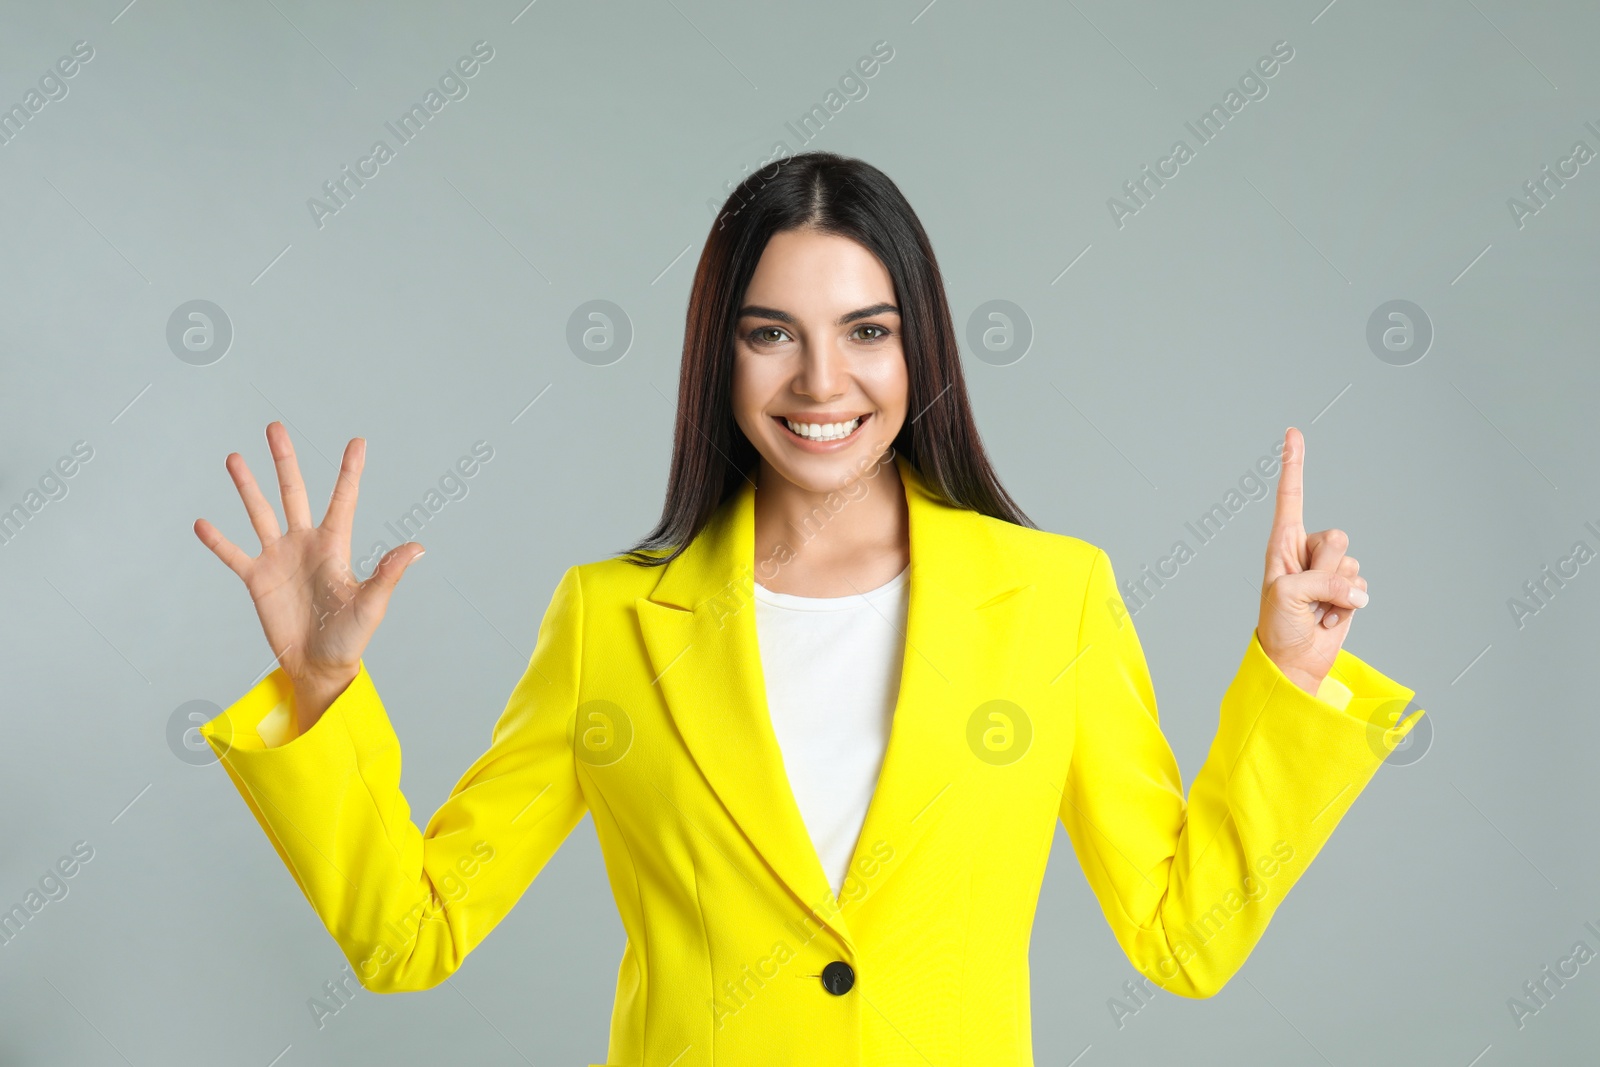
[288,665,359,734]
[1256,627,1326,697]
[1274,662,1325,697]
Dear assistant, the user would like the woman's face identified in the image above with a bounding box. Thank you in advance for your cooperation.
[731,228,908,495]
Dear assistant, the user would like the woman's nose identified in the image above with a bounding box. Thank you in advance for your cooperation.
[793,343,845,401]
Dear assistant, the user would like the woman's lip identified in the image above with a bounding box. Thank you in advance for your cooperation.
[776,413,868,423]
[773,413,870,452]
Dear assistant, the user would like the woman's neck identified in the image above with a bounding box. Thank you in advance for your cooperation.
[751,457,909,597]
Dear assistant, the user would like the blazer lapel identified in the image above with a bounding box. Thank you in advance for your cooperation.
[838,456,1035,916]
[635,470,842,939]
[634,453,1035,944]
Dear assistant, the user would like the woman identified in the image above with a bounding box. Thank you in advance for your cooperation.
[194,151,1424,1066]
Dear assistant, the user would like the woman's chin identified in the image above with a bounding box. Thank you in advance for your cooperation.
[758,438,896,494]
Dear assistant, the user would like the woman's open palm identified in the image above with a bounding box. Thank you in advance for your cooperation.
[193,422,424,724]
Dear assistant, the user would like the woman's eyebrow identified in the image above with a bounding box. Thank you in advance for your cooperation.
[737,302,901,326]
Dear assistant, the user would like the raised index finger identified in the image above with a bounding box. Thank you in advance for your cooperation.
[1270,425,1306,544]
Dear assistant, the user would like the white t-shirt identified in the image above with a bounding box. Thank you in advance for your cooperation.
[753,565,910,897]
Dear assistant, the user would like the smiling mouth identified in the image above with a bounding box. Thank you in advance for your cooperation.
[775,414,869,443]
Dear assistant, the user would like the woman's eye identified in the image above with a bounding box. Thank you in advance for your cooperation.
[745,324,890,345]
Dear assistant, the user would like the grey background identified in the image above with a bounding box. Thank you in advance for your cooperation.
[1,0,1595,1063]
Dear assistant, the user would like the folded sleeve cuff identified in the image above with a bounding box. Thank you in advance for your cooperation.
[1239,629,1423,733]
[1222,629,1426,833]
[198,661,393,765]
[196,660,418,889]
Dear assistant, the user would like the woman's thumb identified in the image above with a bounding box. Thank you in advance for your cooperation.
[1283,569,1368,611]
[360,543,425,603]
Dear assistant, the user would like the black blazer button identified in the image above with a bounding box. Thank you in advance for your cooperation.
[821,961,855,995]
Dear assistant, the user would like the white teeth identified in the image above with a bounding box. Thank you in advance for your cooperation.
[784,416,861,441]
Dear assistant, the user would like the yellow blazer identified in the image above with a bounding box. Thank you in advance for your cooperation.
[202,454,1424,1067]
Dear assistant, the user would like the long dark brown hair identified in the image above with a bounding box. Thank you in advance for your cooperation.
[622,151,1033,567]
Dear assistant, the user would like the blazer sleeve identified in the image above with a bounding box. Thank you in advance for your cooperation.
[1058,548,1424,999]
[199,565,589,993]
